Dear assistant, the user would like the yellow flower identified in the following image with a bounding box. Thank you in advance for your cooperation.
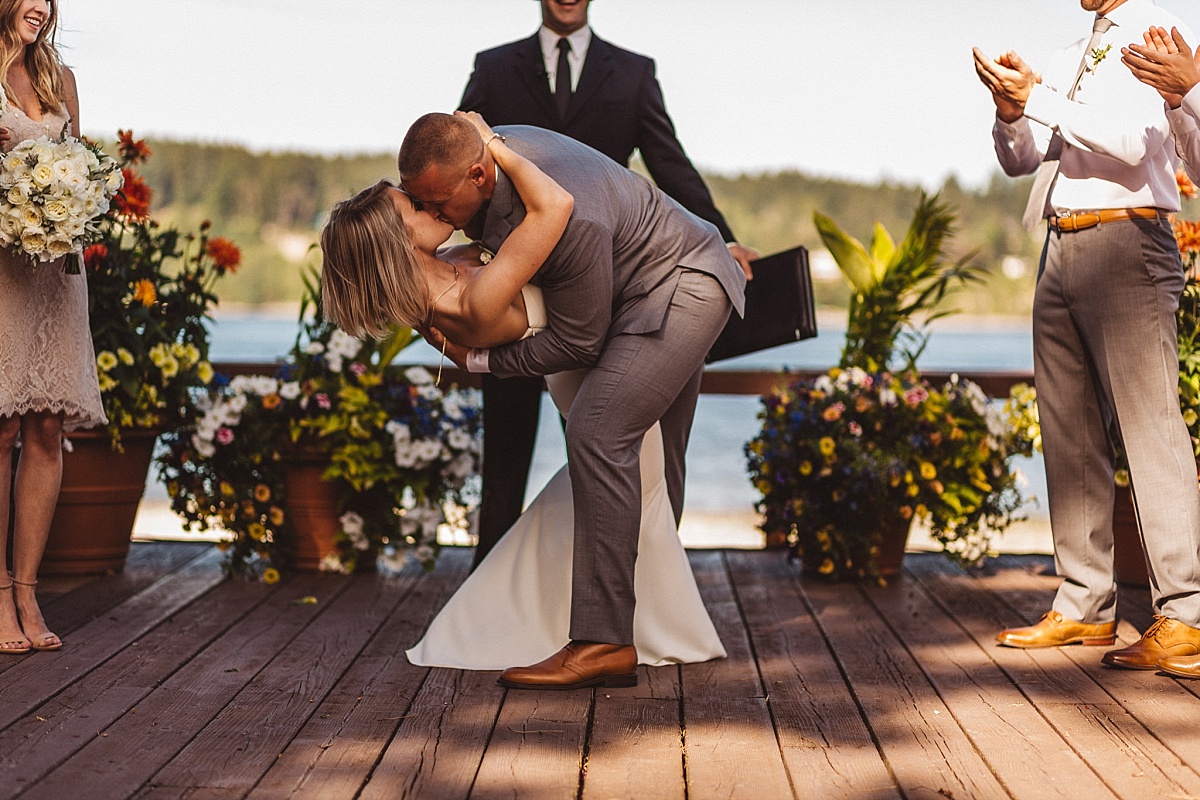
[915,504,929,518]
[117,348,134,365]
[159,356,179,381]
[132,279,156,307]
[919,462,937,481]
[907,483,920,497]
[97,373,118,392]
[799,461,813,476]
[254,484,271,502]
[248,522,266,541]
[96,350,118,371]
[818,437,836,456]
[148,343,170,367]
[819,559,835,575]
[269,506,285,526]
[261,567,281,585]
[196,361,214,384]
[219,481,235,497]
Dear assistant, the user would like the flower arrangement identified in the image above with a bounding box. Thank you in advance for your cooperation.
[83,130,241,447]
[747,193,1038,580]
[0,127,122,272]
[158,272,484,580]
[748,367,1037,578]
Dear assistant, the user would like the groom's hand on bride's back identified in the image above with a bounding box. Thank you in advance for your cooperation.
[417,324,471,371]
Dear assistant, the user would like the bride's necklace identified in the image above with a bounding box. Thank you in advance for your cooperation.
[428,262,460,386]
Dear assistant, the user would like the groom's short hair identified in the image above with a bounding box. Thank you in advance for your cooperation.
[398,113,483,181]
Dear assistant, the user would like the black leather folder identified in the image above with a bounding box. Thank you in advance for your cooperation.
[706,245,817,363]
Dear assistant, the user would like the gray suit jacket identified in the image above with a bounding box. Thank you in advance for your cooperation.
[481,126,745,379]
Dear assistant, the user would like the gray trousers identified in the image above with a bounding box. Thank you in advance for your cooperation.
[1035,216,1200,625]
[565,269,732,644]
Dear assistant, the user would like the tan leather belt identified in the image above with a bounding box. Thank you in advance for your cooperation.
[1048,207,1165,232]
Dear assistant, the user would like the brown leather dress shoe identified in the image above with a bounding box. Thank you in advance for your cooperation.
[995,611,1117,648]
[1158,653,1200,679]
[1102,616,1200,670]
[497,641,638,690]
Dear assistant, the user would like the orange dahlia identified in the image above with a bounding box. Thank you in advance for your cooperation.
[116,130,152,164]
[205,236,242,274]
[132,279,156,307]
[1178,168,1198,200]
[83,243,108,271]
[114,169,152,221]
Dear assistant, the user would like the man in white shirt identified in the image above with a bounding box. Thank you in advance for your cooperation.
[1122,26,1200,180]
[973,0,1200,674]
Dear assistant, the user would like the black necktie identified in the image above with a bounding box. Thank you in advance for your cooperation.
[555,38,572,119]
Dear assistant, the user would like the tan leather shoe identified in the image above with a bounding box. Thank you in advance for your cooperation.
[1103,616,1200,669]
[1158,653,1200,679]
[497,641,638,690]
[996,611,1117,648]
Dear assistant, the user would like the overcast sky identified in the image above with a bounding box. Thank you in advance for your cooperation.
[53,0,1200,189]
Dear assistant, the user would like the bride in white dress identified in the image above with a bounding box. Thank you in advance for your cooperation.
[321,112,724,670]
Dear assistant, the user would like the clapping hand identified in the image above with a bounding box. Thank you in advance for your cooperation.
[1122,26,1200,108]
[972,48,1039,123]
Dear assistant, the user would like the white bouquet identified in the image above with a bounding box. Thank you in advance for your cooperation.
[0,132,123,273]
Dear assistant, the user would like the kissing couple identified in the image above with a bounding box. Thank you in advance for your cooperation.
[320,111,745,690]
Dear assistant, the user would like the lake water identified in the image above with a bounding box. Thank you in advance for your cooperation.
[197,309,1045,524]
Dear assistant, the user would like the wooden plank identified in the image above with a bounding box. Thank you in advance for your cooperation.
[360,668,502,800]
[251,549,475,800]
[906,553,1200,799]
[683,551,794,799]
[0,547,225,730]
[0,575,275,795]
[726,550,897,799]
[469,688,592,800]
[583,665,684,800]
[146,566,426,793]
[20,572,345,800]
[800,573,1010,798]
[0,542,210,680]
[863,560,1115,800]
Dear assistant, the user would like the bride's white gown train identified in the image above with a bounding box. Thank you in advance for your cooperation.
[406,290,725,669]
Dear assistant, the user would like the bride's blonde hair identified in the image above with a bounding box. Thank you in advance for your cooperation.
[321,180,429,339]
[0,0,65,114]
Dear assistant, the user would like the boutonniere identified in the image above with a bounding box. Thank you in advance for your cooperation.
[1088,43,1112,73]
[478,247,494,265]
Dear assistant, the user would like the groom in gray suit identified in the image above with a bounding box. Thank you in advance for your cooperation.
[400,113,745,689]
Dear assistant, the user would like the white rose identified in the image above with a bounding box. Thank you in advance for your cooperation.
[19,204,41,228]
[104,169,124,192]
[30,163,53,187]
[41,198,70,222]
[20,229,46,253]
[279,381,301,400]
[6,184,27,206]
[29,141,54,163]
[45,236,72,257]
[0,212,22,237]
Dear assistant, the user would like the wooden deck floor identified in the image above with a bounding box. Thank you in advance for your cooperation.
[1,542,1196,799]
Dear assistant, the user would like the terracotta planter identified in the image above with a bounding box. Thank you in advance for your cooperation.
[1112,486,1150,588]
[282,454,344,572]
[802,514,912,579]
[42,427,158,576]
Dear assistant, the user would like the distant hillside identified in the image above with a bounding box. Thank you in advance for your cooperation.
[131,137,1200,314]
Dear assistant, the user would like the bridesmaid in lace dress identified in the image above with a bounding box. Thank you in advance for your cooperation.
[0,0,105,654]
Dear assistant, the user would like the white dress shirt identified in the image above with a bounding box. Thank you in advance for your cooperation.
[538,25,591,94]
[993,0,1190,214]
[1169,86,1200,182]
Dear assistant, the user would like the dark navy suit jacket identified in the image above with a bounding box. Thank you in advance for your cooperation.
[458,32,735,242]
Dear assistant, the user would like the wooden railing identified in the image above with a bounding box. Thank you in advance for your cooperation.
[212,363,1034,399]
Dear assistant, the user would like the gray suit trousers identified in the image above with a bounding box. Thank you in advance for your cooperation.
[566,269,732,644]
[1035,217,1200,625]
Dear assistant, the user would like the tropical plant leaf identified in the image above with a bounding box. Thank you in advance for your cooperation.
[814,211,874,293]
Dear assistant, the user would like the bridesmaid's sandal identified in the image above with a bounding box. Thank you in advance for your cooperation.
[11,578,62,651]
[0,583,32,655]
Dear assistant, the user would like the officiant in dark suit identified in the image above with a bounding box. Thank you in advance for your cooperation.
[459,0,756,567]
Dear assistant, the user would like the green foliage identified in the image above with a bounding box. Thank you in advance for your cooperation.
[815,193,983,373]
